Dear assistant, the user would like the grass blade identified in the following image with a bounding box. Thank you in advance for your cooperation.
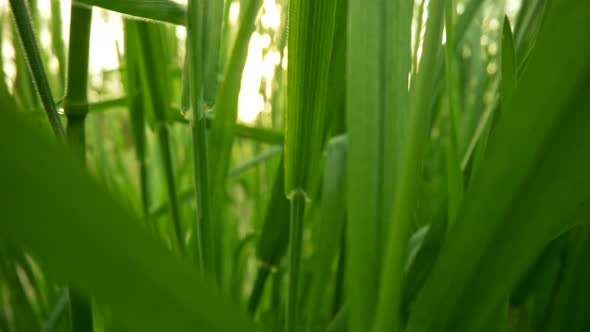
[8,0,65,141]
[500,16,516,112]
[0,110,255,332]
[373,0,445,329]
[405,1,590,330]
[444,0,463,227]
[249,156,290,315]
[123,20,151,220]
[76,0,186,25]
[306,135,347,328]
[50,0,66,96]
[346,0,411,328]
[207,0,262,280]
[284,0,338,330]
[133,21,185,253]
[202,0,224,107]
[187,0,213,273]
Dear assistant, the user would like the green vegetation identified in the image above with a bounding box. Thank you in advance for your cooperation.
[1,0,590,331]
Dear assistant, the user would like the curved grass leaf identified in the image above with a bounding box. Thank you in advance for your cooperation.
[76,0,186,26]
[405,1,590,330]
[0,110,255,332]
[207,0,263,278]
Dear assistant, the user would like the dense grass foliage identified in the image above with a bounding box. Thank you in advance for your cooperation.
[1,0,590,331]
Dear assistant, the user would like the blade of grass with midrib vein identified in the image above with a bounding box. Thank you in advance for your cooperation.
[284,0,338,330]
[8,0,65,141]
[347,0,412,330]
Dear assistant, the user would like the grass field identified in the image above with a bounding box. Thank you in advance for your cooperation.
[1,0,590,331]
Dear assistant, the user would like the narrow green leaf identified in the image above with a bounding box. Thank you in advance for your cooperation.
[513,0,547,70]
[49,0,66,96]
[444,0,463,228]
[42,289,68,332]
[249,156,290,315]
[284,0,339,330]
[306,135,347,328]
[202,0,225,107]
[285,189,306,332]
[346,0,411,328]
[124,20,151,220]
[500,16,516,113]
[133,21,185,253]
[206,0,262,280]
[0,110,255,332]
[208,0,263,201]
[76,0,186,25]
[8,0,65,141]
[373,0,445,329]
[284,0,338,196]
[405,1,590,330]
[187,0,214,273]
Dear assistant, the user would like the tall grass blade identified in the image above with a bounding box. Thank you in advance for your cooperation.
[123,20,151,220]
[284,0,338,330]
[373,0,445,329]
[50,0,66,96]
[202,0,224,107]
[405,1,590,330]
[306,135,347,328]
[0,110,256,332]
[346,0,411,327]
[8,0,65,141]
[444,0,463,227]
[500,16,516,112]
[207,0,262,280]
[133,21,185,253]
[249,156,290,315]
[187,0,213,272]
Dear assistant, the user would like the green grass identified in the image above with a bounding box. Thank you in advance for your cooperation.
[1,0,590,332]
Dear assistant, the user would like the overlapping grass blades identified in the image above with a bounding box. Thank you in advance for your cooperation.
[0,110,255,332]
[8,0,65,141]
[285,0,338,330]
[346,0,412,327]
[405,1,590,330]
